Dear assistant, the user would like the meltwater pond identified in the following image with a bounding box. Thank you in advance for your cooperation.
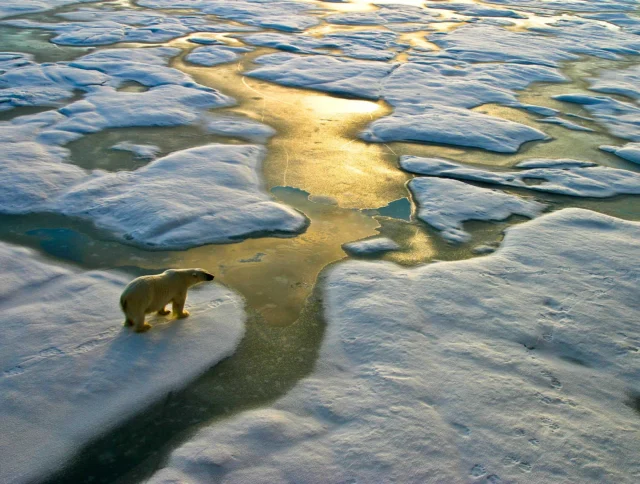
[2,0,640,482]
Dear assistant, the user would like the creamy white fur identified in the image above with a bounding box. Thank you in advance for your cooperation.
[120,268,214,332]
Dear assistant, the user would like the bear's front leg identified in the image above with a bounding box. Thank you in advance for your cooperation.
[172,293,190,319]
[157,306,170,316]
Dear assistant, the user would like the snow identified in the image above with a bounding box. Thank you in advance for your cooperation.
[428,22,640,67]
[408,177,545,243]
[360,103,548,153]
[484,0,637,12]
[148,208,640,484]
[0,0,94,19]
[424,2,526,18]
[342,237,400,256]
[553,94,640,142]
[0,142,306,249]
[325,5,442,26]
[537,116,594,132]
[242,31,407,61]
[203,115,276,143]
[247,54,395,100]
[1,11,257,46]
[137,0,322,32]
[600,143,640,165]
[111,141,161,160]
[0,241,246,484]
[400,155,640,198]
[589,64,640,100]
[185,46,252,67]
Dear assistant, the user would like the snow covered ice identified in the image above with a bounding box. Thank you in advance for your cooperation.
[148,209,640,483]
[0,242,246,484]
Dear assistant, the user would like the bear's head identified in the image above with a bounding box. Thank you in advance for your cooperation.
[190,268,215,283]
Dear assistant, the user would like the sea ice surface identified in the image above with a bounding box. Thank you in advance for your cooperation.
[342,237,400,256]
[400,156,640,198]
[408,177,545,243]
[148,209,640,484]
[600,142,640,165]
[0,242,246,484]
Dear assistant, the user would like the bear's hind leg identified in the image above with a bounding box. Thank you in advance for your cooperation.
[124,318,134,327]
[172,293,190,319]
[131,311,152,333]
[157,306,170,316]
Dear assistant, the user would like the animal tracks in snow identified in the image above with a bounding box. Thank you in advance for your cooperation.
[2,327,120,378]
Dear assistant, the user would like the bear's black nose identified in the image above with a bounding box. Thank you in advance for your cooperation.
[206,274,214,281]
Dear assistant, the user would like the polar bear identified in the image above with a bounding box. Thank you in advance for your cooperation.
[120,268,215,333]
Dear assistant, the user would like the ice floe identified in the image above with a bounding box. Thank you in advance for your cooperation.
[148,208,640,484]
[2,10,257,46]
[428,22,640,67]
[185,45,252,67]
[111,141,161,160]
[409,177,545,243]
[484,0,637,12]
[325,5,442,26]
[553,94,640,142]
[0,241,246,484]
[1,137,308,248]
[360,103,547,152]
[0,0,94,19]
[247,53,394,100]
[138,0,321,32]
[600,142,640,165]
[342,237,400,256]
[589,64,640,100]
[400,155,640,198]
[242,31,407,61]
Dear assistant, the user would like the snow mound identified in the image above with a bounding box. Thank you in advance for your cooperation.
[148,208,640,483]
[409,177,546,243]
[342,237,400,256]
[589,64,640,100]
[0,242,246,484]
[428,22,640,67]
[137,0,321,32]
[111,141,161,160]
[600,143,640,165]
[247,54,394,100]
[242,31,407,61]
[400,155,640,198]
[54,144,308,248]
[185,46,252,67]
[361,103,548,153]
[553,94,640,142]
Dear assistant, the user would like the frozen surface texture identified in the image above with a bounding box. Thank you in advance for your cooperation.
[600,143,640,165]
[56,145,308,248]
[247,53,395,100]
[137,0,321,32]
[242,31,407,61]
[185,46,252,67]
[342,237,400,256]
[428,23,640,66]
[408,177,545,243]
[0,242,246,484]
[360,103,548,152]
[553,94,640,142]
[149,209,640,484]
[401,156,640,198]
